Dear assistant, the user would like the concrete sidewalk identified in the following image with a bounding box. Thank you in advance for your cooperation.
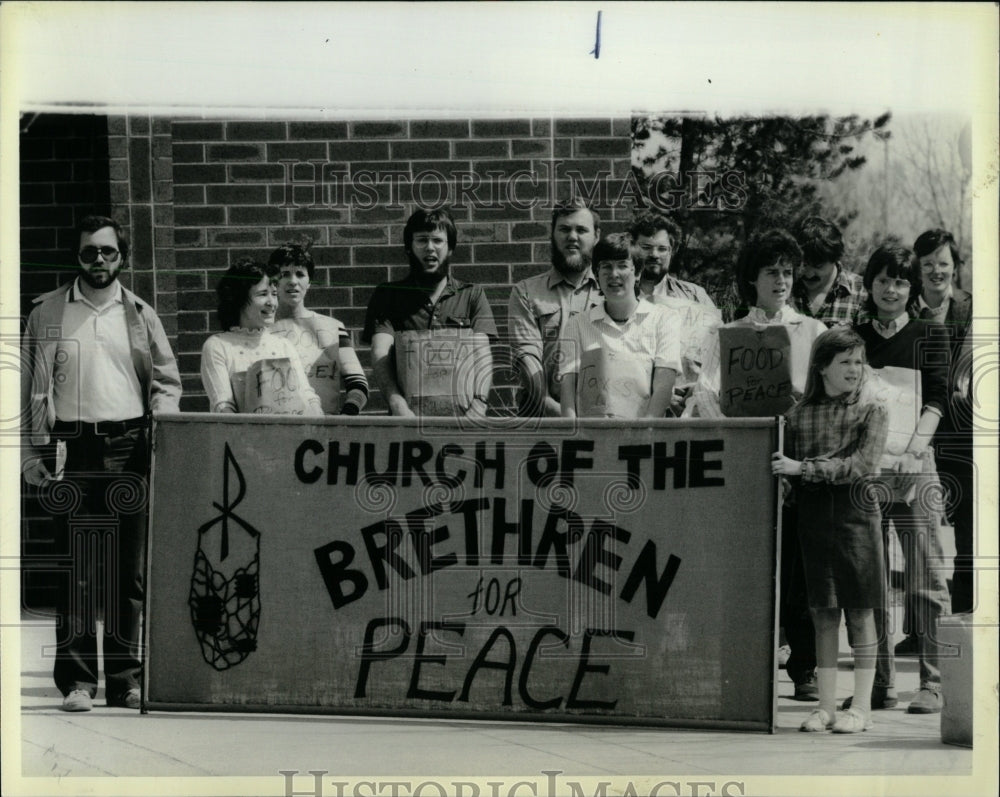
[5,609,991,797]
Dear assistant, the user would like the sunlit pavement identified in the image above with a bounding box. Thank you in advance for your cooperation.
[10,607,978,791]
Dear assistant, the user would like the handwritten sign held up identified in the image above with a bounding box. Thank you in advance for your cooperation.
[718,325,795,417]
[867,365,922,464]
[395,329,477,416]
[243,358,309,415]
[646,295,722,386]
[577,346,653,418]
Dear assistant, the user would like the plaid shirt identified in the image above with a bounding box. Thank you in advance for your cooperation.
[791,268,869,327]
[785,384,889,485]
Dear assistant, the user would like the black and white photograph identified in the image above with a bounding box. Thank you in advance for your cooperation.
[1,3,997,797]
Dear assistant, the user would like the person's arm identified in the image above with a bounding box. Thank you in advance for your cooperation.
[337,332,369,415]
[465,331,492,418]
[147,310,182,413]
[896,321,948,472]
[645,367,677,418]
[802,403,889,484]
[20,312,51,484]
[560,372,577,418]
[200,336,238,413]
[507,282,553,417]
[370,332,413,417]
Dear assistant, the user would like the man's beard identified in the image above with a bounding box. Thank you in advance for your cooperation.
[78,267,120,290]
[408,251,450,285]
[551,243,591,276]
[641,256,668,282]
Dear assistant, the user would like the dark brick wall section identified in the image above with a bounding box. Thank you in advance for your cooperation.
[23,115,632,413]
[19,114,112,317]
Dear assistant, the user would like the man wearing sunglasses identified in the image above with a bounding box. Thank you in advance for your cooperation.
[20,215,181,712]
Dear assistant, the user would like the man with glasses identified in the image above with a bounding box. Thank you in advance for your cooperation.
[21,215,181,711]
[629,211,716,307]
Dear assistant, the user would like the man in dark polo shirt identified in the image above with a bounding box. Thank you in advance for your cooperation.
[362,207,497,417]
[21,215,181,711]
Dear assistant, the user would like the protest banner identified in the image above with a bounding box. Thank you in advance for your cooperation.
[718,325,796,417]
[395,329,478,416]
[243,358,310,415]
[146,415,781,730]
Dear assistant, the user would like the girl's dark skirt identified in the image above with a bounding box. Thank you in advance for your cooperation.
[796,482,885,609]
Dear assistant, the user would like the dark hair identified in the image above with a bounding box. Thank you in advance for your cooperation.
[862,242,920,315]
[736,229,802,307]
[592,233,641,272]
[795,216,844,267]
[627,211,681,249]
[550,198,601,235]
[913,228,962,269]
[403,208,457,252]
[799,326,868,405]
[216,258,278,330]
[268,243,315,280]
[76,215,130,264]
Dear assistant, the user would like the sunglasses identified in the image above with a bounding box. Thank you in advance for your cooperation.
[79,246,121,264]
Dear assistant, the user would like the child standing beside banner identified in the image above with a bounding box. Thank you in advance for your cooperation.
[772,327,889,734]
[560,233,681,419]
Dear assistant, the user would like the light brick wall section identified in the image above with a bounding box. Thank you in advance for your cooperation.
[125,116,633,411]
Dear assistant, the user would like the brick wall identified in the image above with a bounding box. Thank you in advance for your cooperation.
[18,114,112,319]
[20,114,634,413]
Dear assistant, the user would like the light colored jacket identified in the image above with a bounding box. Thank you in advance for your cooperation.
[20,281,182,466]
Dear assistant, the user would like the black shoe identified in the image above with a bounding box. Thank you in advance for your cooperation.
[790,673,818,701]
[107,688,141,709]
[842,685,898,710]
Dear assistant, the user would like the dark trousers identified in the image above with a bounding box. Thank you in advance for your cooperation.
[937,443,974,614]
[50,422,148,701]
[780,503,816,683]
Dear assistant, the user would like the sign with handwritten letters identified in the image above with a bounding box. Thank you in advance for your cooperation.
[147,414,780,730]
[271,319,342,414]
[867,365,922,465]
[577,347,653,418]
[243,358,309,415]
[647,295,722,387]
[718,325,796,418]
[394,329,478,416]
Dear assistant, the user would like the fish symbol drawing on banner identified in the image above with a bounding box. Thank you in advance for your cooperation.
[189,443,261,670]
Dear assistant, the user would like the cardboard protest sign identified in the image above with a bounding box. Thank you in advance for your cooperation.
[718,325,796,417]
[867,365,922,464]
[577,346,653,418]
[394,329,478,416]
[147,415,781,731]
[243,358,310,415]
[272,319,342,413]
[647,295,722,386]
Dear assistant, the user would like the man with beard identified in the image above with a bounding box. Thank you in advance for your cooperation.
[629,211,716,307]
[507,199,603,417]
[362,207,496,417]
[20,215,181,711]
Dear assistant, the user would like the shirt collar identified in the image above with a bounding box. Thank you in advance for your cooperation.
[70,277,123,308]
[546,267,599,292]
[917,285,952,312]
[873,313,910,337]
[591,300,652,323]
[746,305,799,324]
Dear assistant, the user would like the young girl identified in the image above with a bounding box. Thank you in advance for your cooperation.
[771,327,889,733]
